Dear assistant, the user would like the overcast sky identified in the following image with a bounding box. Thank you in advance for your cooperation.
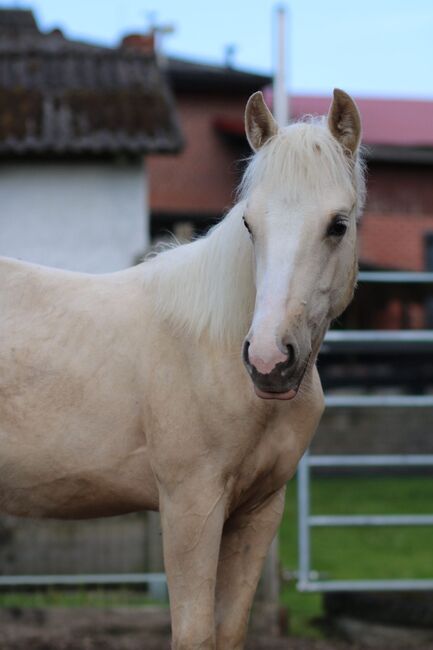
[3,0,433,99]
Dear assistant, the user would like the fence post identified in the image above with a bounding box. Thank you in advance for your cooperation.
[252,535,281,637]
[146,512,167,600]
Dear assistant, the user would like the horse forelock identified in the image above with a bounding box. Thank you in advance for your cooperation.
[238,116,366,219]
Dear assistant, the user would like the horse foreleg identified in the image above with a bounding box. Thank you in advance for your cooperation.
[215,487,286,650]
[159,480,227,650]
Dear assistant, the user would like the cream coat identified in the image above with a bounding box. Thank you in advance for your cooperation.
[0,89,364,649]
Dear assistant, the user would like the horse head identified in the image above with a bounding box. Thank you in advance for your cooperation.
[241,89,364,400]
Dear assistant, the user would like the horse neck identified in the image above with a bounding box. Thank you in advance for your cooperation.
[151,202,255,348]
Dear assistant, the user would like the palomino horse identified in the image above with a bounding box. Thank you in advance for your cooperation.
[0,89,364,649]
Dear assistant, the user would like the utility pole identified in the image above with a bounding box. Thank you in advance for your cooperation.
[256,12,291,631]
[273,5,289,127]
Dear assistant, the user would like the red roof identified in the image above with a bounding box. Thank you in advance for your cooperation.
[217,90,433,148]
[287,95,433,147]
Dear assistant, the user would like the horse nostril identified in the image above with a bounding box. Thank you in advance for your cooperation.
[242,340,252,368]
[285,344,296,367]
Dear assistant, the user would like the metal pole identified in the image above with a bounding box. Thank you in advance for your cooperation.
[325,395,433,408]
[273,5,288,127]
[309,514,433,527]
[325,330,433,343]
[147,511,167,600]
[260,536,280,603]
[301,579,433,593]
[308,454,433,467]
[297,452,311,589]
[0,573,166,587]
[358,271,433,283]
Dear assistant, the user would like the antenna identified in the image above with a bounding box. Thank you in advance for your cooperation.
[145,11,175,58]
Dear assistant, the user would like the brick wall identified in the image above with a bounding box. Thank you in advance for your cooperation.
[148,93,247,216]
[359,212,433,271]
[366,163,433,216]
[360,162,433,271]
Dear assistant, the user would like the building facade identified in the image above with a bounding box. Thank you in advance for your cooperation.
[0,10,182,273]
[147,56,271,242]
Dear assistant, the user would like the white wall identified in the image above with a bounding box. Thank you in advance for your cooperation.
[0,161,149,273]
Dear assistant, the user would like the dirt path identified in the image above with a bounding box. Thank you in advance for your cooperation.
[1,607,433,650]
[3,634,433,650]
[0,635,381,650]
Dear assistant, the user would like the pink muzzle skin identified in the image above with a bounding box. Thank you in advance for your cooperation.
[247,350,289,375]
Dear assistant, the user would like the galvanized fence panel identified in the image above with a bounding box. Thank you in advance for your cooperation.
[297,298,433,592]
[297,446,433,592]
[0,512,166,592]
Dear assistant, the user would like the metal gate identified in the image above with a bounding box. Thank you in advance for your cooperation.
[297,413,433,592]
[297,272,433,592]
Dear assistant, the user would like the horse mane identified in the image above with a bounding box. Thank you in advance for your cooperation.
[147,202,255,347]
[147,116,365,347]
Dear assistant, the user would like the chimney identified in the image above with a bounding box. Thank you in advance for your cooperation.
[121,33,155,54]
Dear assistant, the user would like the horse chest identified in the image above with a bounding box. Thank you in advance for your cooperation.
[228,425,300,513]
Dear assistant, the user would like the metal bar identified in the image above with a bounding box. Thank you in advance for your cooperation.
[298,579,433,592]
[325,395,433,408]
[326,330,433,342]
[0,573,166,587]
[309,514,433,527]
[322,330,433,354]
[358,271,433,283]
[308,454,433,467]
[297,453,311,587]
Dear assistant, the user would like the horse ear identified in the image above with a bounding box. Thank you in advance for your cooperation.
[328,88,361,155]
[245,91,278,152]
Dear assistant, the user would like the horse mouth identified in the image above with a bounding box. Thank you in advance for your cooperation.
[252,354,311,401]
[253,386,298,400]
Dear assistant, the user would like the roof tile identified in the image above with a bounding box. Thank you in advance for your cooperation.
[0,9,183,156]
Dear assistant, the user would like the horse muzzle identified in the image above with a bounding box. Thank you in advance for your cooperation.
[242,339,310,400]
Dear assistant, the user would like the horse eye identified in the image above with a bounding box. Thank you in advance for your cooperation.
[327,216,348,238]
[242,216,253,236]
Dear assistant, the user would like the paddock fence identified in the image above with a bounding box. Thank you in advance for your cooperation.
[297,271,433,593]
[0,510,166,596]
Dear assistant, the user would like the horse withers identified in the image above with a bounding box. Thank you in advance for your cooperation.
[0,89,364,649]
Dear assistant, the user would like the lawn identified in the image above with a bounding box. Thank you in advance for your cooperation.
[279,474,433,637]
[0,588,165,608]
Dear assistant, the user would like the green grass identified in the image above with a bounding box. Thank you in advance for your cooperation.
[279,475,433,637]
[0,588,167,608]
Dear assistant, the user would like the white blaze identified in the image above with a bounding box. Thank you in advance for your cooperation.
[248,210,303,374]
